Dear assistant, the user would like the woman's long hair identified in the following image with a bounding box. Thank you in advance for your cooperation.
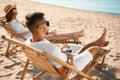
[5,8,16,22]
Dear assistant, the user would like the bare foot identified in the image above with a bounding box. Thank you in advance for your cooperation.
[73,29,84,40]
[95,28,109,47]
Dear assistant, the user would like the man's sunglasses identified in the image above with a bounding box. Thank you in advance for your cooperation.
[40,21,49,27]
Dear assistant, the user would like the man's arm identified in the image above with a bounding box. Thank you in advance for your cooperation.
[56,66,68,77]
[56,55,73,77]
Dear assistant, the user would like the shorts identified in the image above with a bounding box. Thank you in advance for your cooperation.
[68,50,93,79]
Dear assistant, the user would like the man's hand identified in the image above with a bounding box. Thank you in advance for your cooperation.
[61,45,70,53]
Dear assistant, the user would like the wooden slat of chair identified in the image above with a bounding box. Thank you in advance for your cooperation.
[93,49,110,70]
[82,49,110,73]
[1,35,95,80]
[51,39,81,44]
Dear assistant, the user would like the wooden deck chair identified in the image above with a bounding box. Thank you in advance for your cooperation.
[0,17,26,56]
[1,35,110,80]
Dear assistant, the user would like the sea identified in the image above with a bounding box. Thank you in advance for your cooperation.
[31,0,120,15]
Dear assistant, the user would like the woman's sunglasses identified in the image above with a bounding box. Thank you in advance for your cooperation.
[12,9,18,14]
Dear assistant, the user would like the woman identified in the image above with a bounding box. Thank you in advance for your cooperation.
[4,4,84,41]
[4,4,31,41]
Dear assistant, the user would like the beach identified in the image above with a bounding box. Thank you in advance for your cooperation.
[0,0,120,80]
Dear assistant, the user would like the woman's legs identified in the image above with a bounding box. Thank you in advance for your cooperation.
[45,30,84,41]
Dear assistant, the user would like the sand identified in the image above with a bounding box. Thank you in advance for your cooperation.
[0,0,120,80]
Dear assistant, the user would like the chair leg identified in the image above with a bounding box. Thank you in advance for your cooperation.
[101,55,106,68]
[21,59,29,80]
[33,71,46,80]
[97,55,106,70]
[5,35,13,56]
[5,42,11,56]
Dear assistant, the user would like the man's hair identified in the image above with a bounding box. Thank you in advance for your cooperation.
[25,12,44,33]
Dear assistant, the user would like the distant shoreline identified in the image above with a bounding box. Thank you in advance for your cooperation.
[31,0,120,16]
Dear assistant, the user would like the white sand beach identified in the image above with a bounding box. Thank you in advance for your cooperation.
[0,0,120,80]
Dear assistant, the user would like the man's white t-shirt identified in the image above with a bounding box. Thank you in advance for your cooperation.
[25,38,93,79]
[25,38,67,68]
[9,20,31,40]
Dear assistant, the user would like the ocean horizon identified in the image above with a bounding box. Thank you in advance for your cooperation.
[31,0,120,15]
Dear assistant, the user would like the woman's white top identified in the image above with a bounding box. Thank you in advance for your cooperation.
[9,19,31,41]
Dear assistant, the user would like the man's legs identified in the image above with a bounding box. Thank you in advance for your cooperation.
[79,28,109,55]
[85,46,100,57]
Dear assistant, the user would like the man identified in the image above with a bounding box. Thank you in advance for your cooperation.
[25,12,109,79]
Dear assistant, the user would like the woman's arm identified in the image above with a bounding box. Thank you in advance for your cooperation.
[45,30,84,41]
[56,66,68,77]
[44,35,73,41]
[18,31,30,37]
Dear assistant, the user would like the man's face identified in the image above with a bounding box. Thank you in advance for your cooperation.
[39,19,49,35]
[42,22,49,35]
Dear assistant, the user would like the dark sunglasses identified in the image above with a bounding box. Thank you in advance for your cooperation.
[12,9,18,14]
[40,21,49,27]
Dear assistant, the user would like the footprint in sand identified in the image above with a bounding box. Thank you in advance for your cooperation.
[4,62,21,69]
[0,60,4,64]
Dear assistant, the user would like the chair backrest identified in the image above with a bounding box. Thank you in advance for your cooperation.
[23,46,61,76]
[0,17,26,40]
[1,35,94,80]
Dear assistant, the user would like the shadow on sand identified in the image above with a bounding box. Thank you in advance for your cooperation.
[0,55,120,80]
